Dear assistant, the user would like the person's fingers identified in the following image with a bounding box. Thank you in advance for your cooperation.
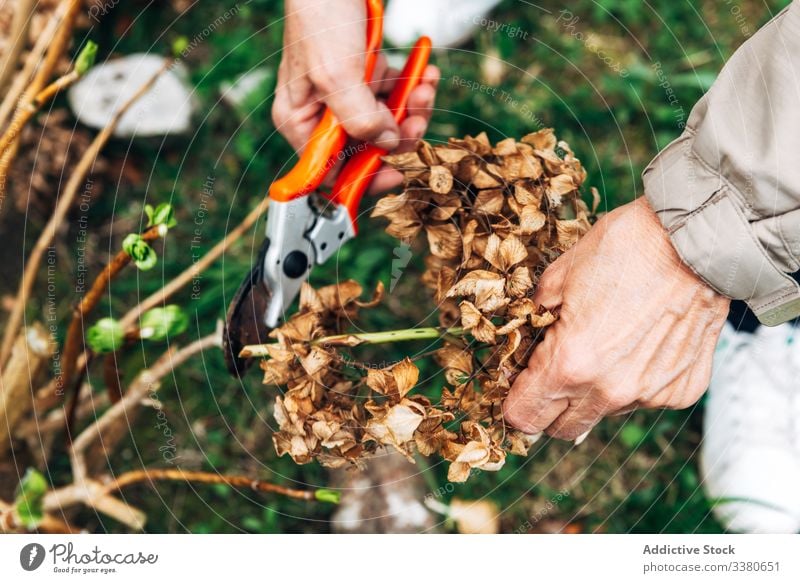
[371,53,390,90]
[532,252,570,309]
[370,54,399,95]
[367,114,428,194]
[273,100,326,152]
[545,396,606,441]
[421,64,441,87]
[609,403,639,417]
[323,78,400,149]
[503,371,569,434]
[503,335,572,434]
[405,81,437,123]
[273,57,318,151]
[644,348,713,411]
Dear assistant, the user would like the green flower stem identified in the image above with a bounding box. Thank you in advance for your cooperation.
[239,327,466,359]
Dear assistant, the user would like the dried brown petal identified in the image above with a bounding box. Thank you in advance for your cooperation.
[426,223,461,259]
[435,344,473,385]
[484,234,527,272]
[434,146,472,164]
[530,310,557,328]
[519,205,547,235]
[447,271,508,312]
[382,151,426,169]
[365,399,426,451]
[418,140,439,166]
[449,132,492,157]
[506,431,542,456]
[392,357,419,398]
[500,153,543,181]
[429,165,454,194]
[429,193,461,221]
[473,189,505,215]
[521,128,556,150]
[316,280,364,312]
[547,174,576,207]
[506,265,533,298]
[555,216,591,251]
[459,301,497,344]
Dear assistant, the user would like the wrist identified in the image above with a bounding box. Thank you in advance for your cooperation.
[630,197,729,303]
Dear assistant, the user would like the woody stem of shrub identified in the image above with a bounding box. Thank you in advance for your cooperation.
[0,59,171,368]
[239,327,467,359]
[32,197,269,425]
[0,0,83,193]
[102,469,339,503]
[59,226,163,406]
[117,196,270,331]
[0,70,81,159]
[0,0,35,98]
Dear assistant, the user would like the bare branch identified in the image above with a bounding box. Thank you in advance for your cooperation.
[69,330,222,481]
[103,468,319,502]
[0,59,171,369]
[0,0,36,99]
[118,197,269,330]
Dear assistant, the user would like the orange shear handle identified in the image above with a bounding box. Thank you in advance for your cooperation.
[331,36,432,228]
[269,0,385,202]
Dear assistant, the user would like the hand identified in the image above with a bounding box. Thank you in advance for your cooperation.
[503,197,731,440]
[273,0,440,193]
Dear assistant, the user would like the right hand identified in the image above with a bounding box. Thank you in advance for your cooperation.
[273,0,440,193]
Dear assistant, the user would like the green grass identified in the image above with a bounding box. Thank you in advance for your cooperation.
[12,0,791,533]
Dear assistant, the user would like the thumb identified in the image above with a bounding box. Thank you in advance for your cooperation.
[324,80,400,149]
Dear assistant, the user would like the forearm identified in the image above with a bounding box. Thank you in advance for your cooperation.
[644,1,800,326]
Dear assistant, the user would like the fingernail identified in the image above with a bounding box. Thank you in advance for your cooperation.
[574,430,591,446]
[376,129,399,149]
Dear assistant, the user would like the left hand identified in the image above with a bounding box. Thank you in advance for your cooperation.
[502,197,731,440]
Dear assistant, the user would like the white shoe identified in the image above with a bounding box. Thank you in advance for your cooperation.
[384,0,503,48]
[700,322,800,533]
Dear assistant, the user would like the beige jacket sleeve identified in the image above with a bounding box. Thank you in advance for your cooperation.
[643,1,800,326]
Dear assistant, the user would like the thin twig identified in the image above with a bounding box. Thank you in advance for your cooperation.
[38,332,223,531]
[0,0,83,194]
[0,0,36,98]
[0,59,171,368]
[43,480,146,530]
[0,499,80,534]
[27,0,82,101]
[118,197,270,331]
[69,331,221,481]
[0,70,80,157]
[102,469,321,502]
[58,226,163,399]
[0,0,69,128]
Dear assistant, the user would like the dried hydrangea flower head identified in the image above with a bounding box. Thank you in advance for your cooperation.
[262,130,597,482]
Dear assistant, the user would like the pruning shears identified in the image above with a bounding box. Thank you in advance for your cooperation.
[223,0,432,376]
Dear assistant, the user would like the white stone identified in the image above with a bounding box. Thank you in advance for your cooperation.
[68,53,195,137]
[220,67,272,109]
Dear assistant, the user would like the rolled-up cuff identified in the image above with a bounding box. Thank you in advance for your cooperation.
[643,134,800,326]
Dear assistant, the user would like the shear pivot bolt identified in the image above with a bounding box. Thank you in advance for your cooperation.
[283,250,310,279]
